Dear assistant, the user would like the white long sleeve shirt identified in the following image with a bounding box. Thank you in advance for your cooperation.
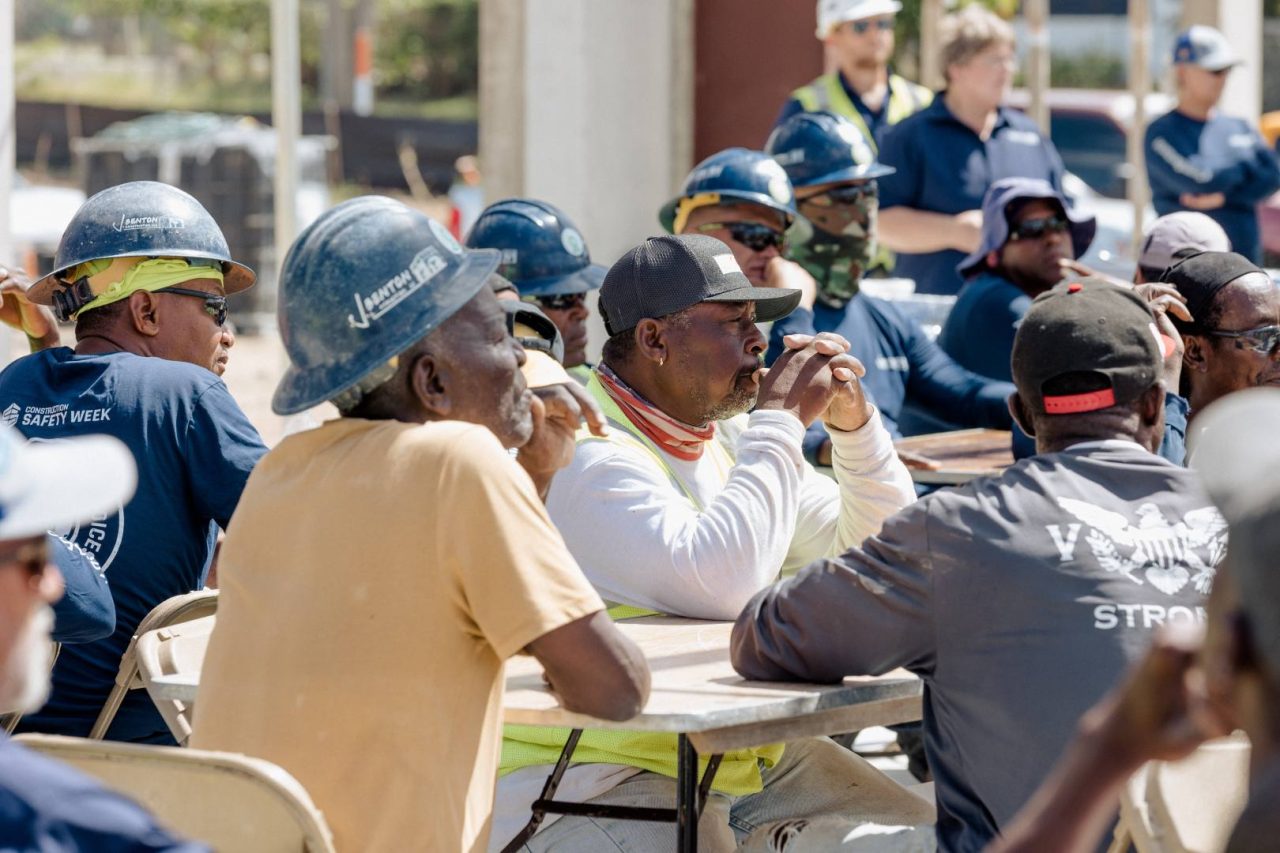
[544,408,915,620]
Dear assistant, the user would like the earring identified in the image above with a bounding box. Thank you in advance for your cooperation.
[658,357,665,367]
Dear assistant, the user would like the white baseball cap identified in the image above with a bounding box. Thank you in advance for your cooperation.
[0,424,137,540]
[1138,212,1231,276]
[1172,25,1241,73]
[817,0,902,38]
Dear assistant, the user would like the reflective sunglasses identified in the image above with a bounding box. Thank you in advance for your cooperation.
[535,292,587,312]
[157,286,229,326]
[1206,323,1280,355]
[0,540,49,579]
[849,18,894,34]
[802,182,878,207]
[696,222,786,253]
[1008,215,1070,242]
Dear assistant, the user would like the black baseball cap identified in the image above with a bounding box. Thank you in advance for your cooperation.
[1012,278,1174,415]
[599,234,802,335]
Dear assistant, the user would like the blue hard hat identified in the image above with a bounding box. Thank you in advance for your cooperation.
[658,148,800,233]
[765,112,895,188]
[29,181,255,306]
[465,199,605,297]
[272,196,500,415]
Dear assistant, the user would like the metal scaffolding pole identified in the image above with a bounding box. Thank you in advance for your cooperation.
[1025,0,1050,135]
[271,0,301,270]
[920,0,944,91]
[1127,0,1151,258]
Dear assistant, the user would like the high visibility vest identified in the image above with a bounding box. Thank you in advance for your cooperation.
[791,72,933,152]
[500,372,786,796]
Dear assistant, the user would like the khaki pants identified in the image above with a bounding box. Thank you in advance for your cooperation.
[511,737,935,852]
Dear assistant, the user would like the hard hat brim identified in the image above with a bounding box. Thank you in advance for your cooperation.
[270,247,501,416]
[795,161,897,188]
[28,254,257,306]
[659,191,797,234]
[515,263,606,298]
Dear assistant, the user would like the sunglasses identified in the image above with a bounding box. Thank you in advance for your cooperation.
[157,286,229,326]
[0,540,49,579]
[1206,324,1280,355]
[848,18,894,34]
[1008,215,1070,242]
[535,293,587,312]
[801,182,878,207]
[696,222,787,253]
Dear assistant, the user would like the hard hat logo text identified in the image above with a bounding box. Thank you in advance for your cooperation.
[348,248,448,329]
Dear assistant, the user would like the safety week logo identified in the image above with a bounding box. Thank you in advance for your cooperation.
[1046,498,1226,631]
[24,434,126,571]
[2,402,112,428]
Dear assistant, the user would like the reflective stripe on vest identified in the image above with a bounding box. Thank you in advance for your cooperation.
[500,371,784,795]
[790,73,933,152]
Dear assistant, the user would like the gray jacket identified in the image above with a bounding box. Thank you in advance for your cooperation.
[732,440,1225,852]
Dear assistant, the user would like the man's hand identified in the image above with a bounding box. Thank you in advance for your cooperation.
[517,382,607,500]
[1180,192,1226,211]
[1084,624,1232,769]
[777,333,873,432]
[763,257,817,311]
[756,332,864,428]
[0,266,59,351]
[950,209,984,253]
[1136,282,1191,392]
[896,448,943,471]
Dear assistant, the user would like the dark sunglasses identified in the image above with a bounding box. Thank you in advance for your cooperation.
[1008,215,1070,242]
[802,182,878,207]
[1206,323,1280,355]
[157,286,229,326]
[696,222,786,253]
[849,18,894,34]
[0,540,49,578]
[535,293,587,312]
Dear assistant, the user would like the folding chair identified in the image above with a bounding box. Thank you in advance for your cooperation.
[1109,733,1250,853]
[89,590,218,740]
[136,615,216,746]
[16,734,335,853]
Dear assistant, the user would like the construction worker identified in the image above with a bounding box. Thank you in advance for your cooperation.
[191,195,649,852]
[776,0,932,149]
[2,181,266,744]
[467,199,606,383]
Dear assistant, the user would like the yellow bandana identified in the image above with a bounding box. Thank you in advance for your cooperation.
[66,257,225,319]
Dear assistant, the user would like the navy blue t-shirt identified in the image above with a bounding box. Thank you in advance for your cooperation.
[938,271,1031,382]
[0,734,207,851]
[0,349,265,742]
[1144,109,1280,263]
[878,95,1066,295]
[49,534,116,645]
[767,295,1013,460]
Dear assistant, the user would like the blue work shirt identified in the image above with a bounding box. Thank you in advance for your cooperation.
[767,296,1014,461]
[1,349,266,742]
[938,270,1032,382]
[49,535,115,645]
[1144,109,1280,263]
[878,95,1066,295]
[0,734,208,852]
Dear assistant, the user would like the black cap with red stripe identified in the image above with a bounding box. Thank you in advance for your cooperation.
[1012,278,1175,415]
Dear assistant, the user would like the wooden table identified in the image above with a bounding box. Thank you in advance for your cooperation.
[502,617,922,852]
[895,428,1014,485]
[144,618,924,853]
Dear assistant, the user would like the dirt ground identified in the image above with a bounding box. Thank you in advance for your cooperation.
[219,330,337,447]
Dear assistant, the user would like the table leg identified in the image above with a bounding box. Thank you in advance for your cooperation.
[677,734,698,852]
[500,728,583,853]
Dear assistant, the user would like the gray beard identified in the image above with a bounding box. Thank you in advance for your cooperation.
[0,606,54,715]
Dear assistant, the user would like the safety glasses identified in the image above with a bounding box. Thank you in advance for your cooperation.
[1206,324,1280,355]
[535,293,587,312]
[848,18,894,34]
[695,222,786,253]
[157,286,229,326]
[801,182,878,207]
[1008,215,1070,242]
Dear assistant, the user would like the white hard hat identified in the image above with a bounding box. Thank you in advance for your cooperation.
[816,0,903,38]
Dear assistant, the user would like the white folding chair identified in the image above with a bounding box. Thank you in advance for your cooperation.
[16,734,335,853]
[136,615,215,746]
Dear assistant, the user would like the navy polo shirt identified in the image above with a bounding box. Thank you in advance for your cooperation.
[1144,109,1280,263]
[878,95,1066,295]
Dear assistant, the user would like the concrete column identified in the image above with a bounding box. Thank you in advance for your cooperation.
[1181,0,1262,124]
[478,0,525,204]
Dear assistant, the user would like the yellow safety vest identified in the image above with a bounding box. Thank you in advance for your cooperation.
[791,72,933,153]
[500,372,785,796]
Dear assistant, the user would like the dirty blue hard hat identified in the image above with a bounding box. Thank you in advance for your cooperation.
[465,199,606,298]
[659,148,800,234]
[765,111,895,188]
[272,195,500,415]
[29,180,256,307]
